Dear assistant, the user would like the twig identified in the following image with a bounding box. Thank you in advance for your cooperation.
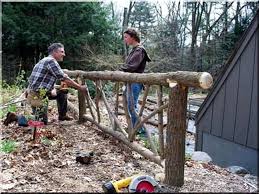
[0,98,26,109]
[243,180,258,190]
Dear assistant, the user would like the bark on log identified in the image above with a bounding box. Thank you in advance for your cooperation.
[114,82,120,130]
[165,84,188,187]
[95,80,101,123]
[77,77,86,122]
[100,88,128,138]
[133,103,169,136]
[85,85,96,120]
[64,70,213,89]
[67,102,162,166]
[139,85,150,117]
[157,85,165,159]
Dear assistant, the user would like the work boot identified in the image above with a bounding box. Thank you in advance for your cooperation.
[3,112,18,126]
[58,115,73,121]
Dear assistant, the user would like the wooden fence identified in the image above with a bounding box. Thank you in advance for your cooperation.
[64,69,213,187]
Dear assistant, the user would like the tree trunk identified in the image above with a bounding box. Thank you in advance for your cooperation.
[165,84,188,187]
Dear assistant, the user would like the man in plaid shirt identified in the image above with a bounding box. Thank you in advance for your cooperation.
[27,43,86,124]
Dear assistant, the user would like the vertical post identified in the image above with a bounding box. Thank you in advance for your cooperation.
[77,77,87,122]
[165,84,188,187]
[95,80,101,123]
[113,82,120,130]
[157,85,164,159]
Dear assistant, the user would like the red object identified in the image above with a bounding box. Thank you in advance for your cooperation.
[28,120,45,128]
[135,181,155,192]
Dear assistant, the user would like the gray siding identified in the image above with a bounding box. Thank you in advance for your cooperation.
[195,11,258,175]
[202,132,258,175]
[246,27,258,150]
[211,85,225,137]
[196,12,258,150]
[222,60,240,141]
[234,35,256,145]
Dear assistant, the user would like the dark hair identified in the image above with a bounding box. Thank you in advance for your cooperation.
[48,43,64,54]
[124,28,140,43]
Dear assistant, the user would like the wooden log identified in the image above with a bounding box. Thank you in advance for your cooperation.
[67,102,162,166]
[77,77,87,122]
[132,103,169,137]
[95,80,101,123]
[139,85,150,117]
[64,70,213,89]
[117,109,168,127]
[100,88,128,138]
[157,85,165,159]
[113,82,120,130]
[85,84,96,120]
[127,83,138,138]
[164,84,188,187]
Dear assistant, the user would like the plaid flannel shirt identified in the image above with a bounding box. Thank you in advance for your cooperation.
[28,56,65,92]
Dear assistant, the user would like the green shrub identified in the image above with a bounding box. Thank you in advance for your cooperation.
[86,80,96,98]
[0,140,17,153]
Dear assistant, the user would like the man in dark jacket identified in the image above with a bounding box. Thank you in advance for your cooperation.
[119,28,151,134]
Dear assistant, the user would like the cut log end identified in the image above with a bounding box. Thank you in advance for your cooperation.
[199,72,213,89]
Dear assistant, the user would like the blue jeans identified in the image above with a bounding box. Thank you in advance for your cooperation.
[125,83,143,128]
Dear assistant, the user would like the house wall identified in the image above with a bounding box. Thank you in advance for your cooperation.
[202,132,258,175]
[195,12,258,175]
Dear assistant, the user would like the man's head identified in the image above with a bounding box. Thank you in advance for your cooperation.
[124,28,140,45]
[48,43,65,61]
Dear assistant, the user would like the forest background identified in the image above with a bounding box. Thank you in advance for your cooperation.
[2,1,259,85]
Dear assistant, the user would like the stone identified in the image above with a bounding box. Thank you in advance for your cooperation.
[226,166,250,175]
[155,173,165,182]
[76,151,94,165]
[191,151,212,163]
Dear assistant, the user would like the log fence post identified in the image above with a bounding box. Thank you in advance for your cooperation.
[157,85,164,159]
[165,84,188,187]
[77,77,86,122]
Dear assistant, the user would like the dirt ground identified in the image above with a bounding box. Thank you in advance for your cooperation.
[0,98,258,193]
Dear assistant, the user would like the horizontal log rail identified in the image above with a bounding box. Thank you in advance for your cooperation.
[63,69,213,187]
[63,70,213,89]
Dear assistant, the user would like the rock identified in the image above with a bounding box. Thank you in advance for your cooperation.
[76,151,94,165]
[185,161,193,167]
[191,151,212,163]
[155,173,165,182]
[226,166,250,175]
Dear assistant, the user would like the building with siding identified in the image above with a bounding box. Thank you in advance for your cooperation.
[195,11,258,175]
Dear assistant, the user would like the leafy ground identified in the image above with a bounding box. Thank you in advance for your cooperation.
[0,93,258,193]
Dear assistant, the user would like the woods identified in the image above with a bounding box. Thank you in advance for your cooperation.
[2,2,259,84]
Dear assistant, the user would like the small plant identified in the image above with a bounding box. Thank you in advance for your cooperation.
[141,133,161,154]
[185,153,192,160]
[0,104,17,119]
[41,136,52,146]
[14,69,26,89]
[0,140,17,153]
